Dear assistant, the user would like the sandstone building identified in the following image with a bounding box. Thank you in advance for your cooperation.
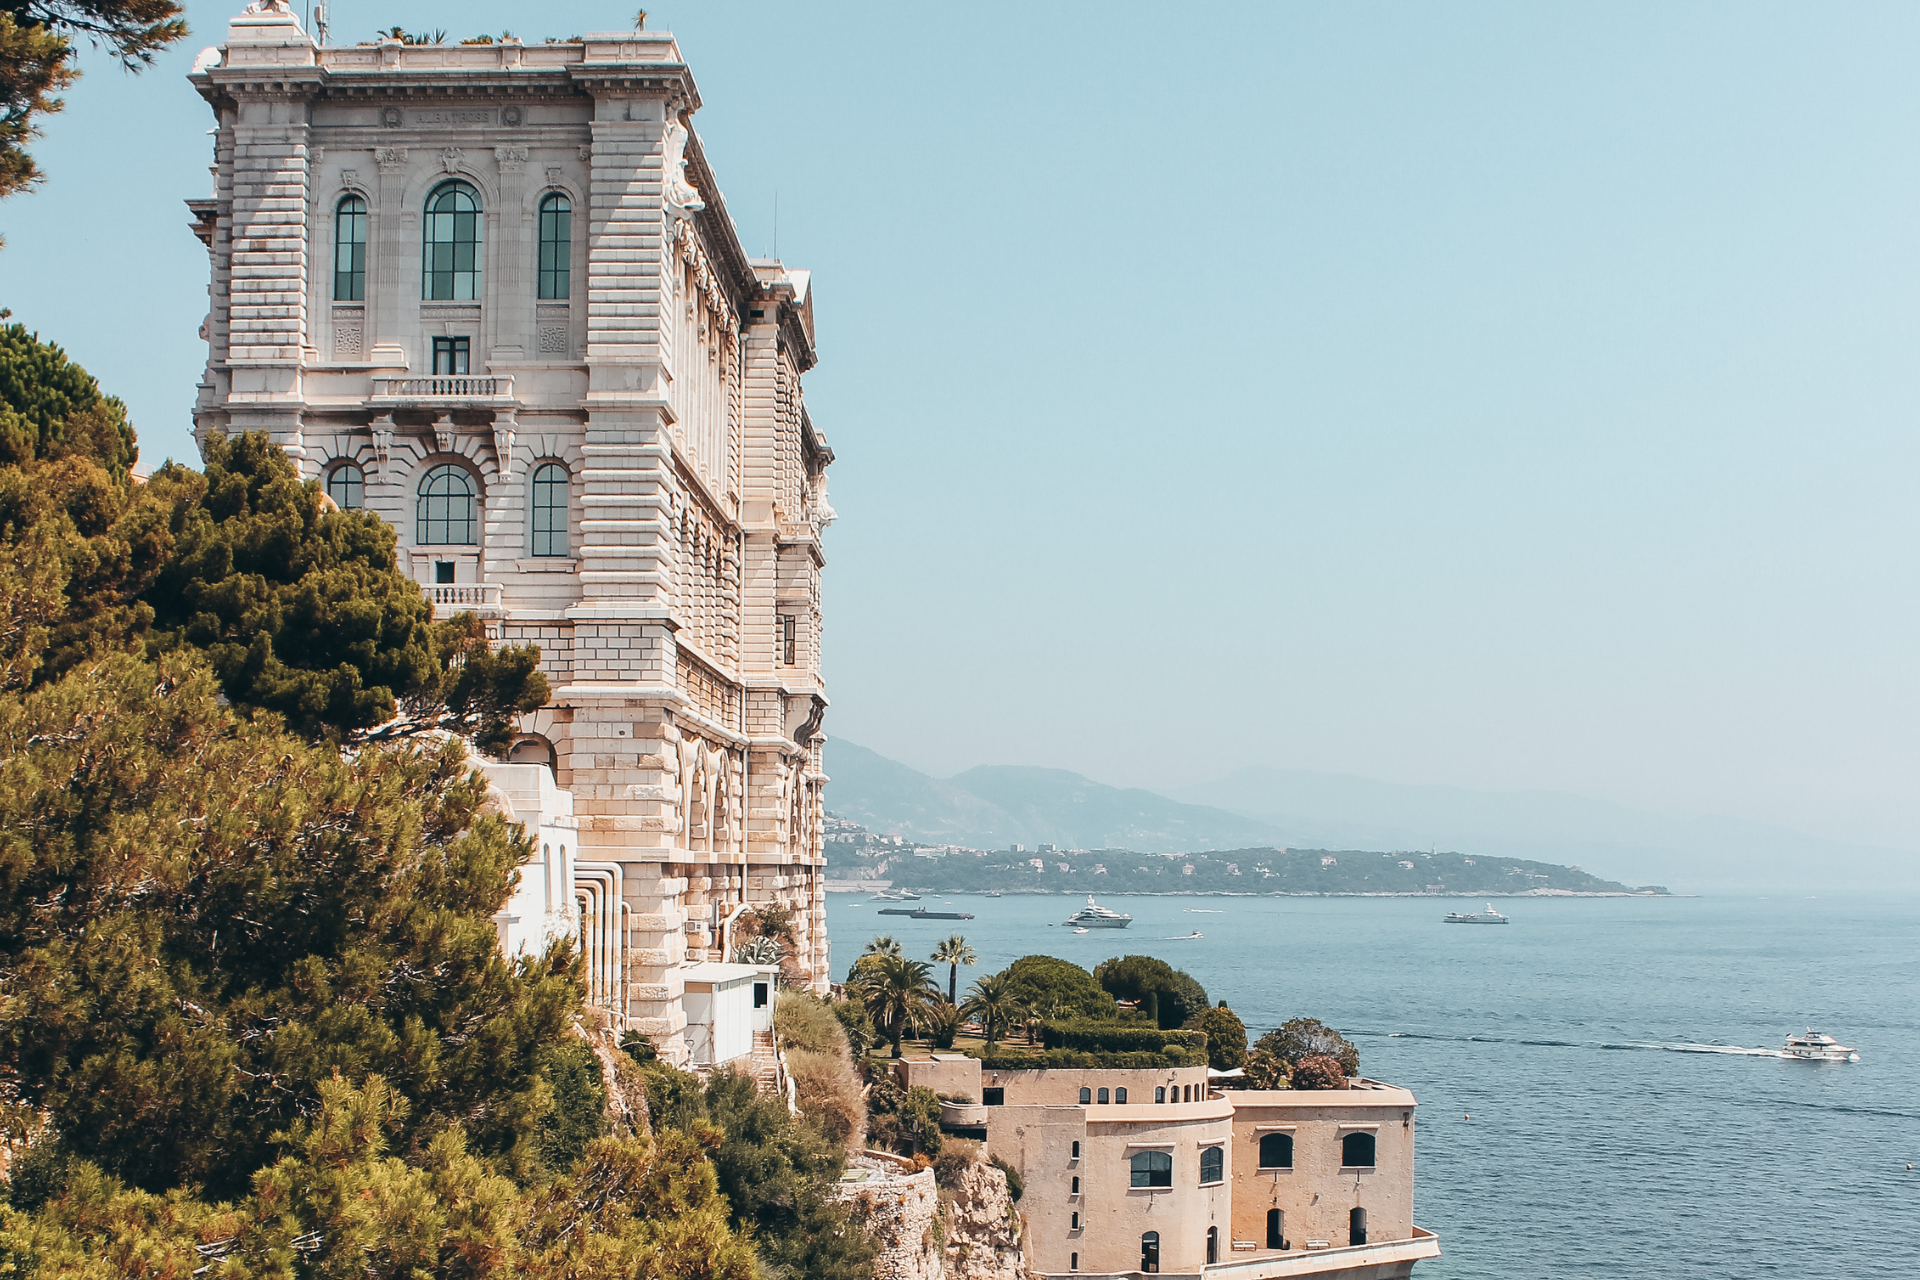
[187,3,833,1065]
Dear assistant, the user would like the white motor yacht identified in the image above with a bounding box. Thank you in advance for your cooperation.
[1781,1030,1859,1063]
[1065,895,1132,929]
[1444,903,1509,924]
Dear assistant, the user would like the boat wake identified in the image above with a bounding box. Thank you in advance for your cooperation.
[1376,1031,1786,1058]
[1183,908,1223,913]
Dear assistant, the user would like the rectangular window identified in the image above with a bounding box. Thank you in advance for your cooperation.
[434,561,455,584]
[753,982,769,1008]
[1070,1254,1078,1272]
[432,336,471,375]
[1070,1212,1080,1230]
[781,614,796,665]
[538,193,572,299]
[981,1088,1005,1106]
[334,196,367,301]
[1070,1176,1079,1194]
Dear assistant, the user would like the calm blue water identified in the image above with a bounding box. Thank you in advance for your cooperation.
[827,893,1920,1278]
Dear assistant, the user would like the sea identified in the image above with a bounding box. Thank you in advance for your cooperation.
[825,892,1920,1279]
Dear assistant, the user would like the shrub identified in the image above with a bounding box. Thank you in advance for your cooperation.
[932,1139,981,1190]
[970,1047,1197,1070]
[1254,1017,1360,1078]
[1094,955,1209,1029]
[1196,1005,1248,1072]
[536,1038,609,1174]
[1290,1055,1349,1091]
[787,1047,866,1152]
[1240,1048,1290,1089]
[775,989,851,1057]
[1000,955,1114,1021]
[990,1153,1024,1202]
[924,1001,960,1050]
[901,1086,944,1157]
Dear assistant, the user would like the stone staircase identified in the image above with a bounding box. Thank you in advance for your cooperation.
[750,1028,782,1094]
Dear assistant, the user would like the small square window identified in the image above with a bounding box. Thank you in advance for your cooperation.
[982,1088,1004,1106]
[434,561,455,584]
[432,336,471,375]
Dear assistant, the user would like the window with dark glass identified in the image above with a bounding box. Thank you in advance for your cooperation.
[1267,1209,1287,1250]
[432,336,471,375]
[1070,1176,1079,1194]
[1154,1086,1166,1103]
[1199,1146,1223,1185]
[1129,1150,1172,1189]
[1070,1212,1079,1230]
[531,462,568,556]
[1070,1253,1077,1272]
[326,462,364,510]
[1115,1087,1128,1104]
[423,181,482,300]
[983,1088,1005,1106]
[1341,1132,1376,1169]
[538,192,571,299]
[417,464,477,545]
[1207,1227,1218,1265]
[1259,1132,1294,1170]
[1079,1087,1091,1105]
[1140,1232,1160,1274]
[1069,1140,1079,1158]
[1097,1088,1109,1105]
[334,195,367,301]
[1350,1208,1367,1246]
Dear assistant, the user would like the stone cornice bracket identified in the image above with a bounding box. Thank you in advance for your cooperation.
[661,117,706,229]
[375,146,408,174]
[371,413,395,476]
[439,147,466,174]
[791,694,826,748]
[493,410,517,481]
[494,145,529,173]
[431,413,456,453]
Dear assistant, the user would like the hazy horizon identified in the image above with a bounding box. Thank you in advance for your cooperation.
[4,1,1917,880]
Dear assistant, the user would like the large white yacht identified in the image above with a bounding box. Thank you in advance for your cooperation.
[1781,1030,1859,1063]
[1066,896,1132,929]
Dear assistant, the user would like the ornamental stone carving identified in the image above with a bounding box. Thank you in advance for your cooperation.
[662,118,705,225]
[375,146,408,173]
[439,148,466,174]
[495,146,529,173]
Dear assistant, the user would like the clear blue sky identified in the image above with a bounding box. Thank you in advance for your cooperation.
[3,2,1917,856]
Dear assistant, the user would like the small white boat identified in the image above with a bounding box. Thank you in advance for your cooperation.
[1065,895,1132,929]
[1072,926,1090,934]
[1445,903,1509,925]
[870,889,921,902]
[1781,1029,1859,1063]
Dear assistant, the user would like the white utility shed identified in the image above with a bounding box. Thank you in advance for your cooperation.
[681,962,777,1068]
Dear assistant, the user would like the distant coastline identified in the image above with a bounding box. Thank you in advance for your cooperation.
[824,884,1672,899]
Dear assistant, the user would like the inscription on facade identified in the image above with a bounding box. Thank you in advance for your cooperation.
[414,109,494,126]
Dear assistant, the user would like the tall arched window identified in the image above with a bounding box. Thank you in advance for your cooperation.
[1199,1146,1224,1185]
[1154,1087,1166,1104]
[1078,1087,1091,1105]
[1129,1150,1172,1189]
[538,192,571,299]
[334,195,367,300]
[1097,1087,1109,1105]
[417,464,477,544]
[326,462,364,510]
[1266,1209,1286,1250]
[423,181,482,300]
[1206,1227,1219,1265]
[1259,1132,1294,1170]
[531,462,568,556]
[1341,1131,1377,1169]
[1350,1208,1368,1246]
[1140,1232,1160,1275]
[1114,1087,1127,1104]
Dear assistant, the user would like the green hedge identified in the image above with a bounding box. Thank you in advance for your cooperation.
[967,1047,1200,1070]
[1040,1021,1207,1056]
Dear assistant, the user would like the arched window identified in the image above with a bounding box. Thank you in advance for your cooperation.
[1129,1150,1172,1189]
[1097,1087,1109,1105]
[334,195,367,301]
[1070,1141,1080,1159]
[1115,1087,1127,1104]
[531,462,569,556]
[1341,1131,1376,1169]
[1079,1087,1091,1105]
[1070,1211,1079,1229]
[1140,1232,1160,1274]
[417,464,477,544]
[1206,1227,1219,1265]
[1070,1176,1079,1194]
[1350,1207,1368,1246]
[1154,1086,1166,1104]
[326,462,364,510]
[1070,1253,1078,1272]
[1266,1209,1287,1250]
[423,181,482,300]
[1259,1132,1294,1170]
[1199,1146,1223,1185]
[538,192,571,299]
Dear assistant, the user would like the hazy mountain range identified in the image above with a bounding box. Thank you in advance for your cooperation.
[823,740,1915,892]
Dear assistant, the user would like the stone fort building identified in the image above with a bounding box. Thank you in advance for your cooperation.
[186,3,833,1064]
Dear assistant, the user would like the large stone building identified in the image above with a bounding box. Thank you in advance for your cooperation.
[903,1057,1442,1279]
[186,2,834,1064]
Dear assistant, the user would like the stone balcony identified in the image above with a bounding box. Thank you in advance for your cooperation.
[370,374,517,409]
[426,583,504,619]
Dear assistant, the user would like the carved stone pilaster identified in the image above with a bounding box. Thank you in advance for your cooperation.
[493,410,517,481]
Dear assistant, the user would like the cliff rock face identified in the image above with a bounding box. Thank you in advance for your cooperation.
[942,1159,1027,1280]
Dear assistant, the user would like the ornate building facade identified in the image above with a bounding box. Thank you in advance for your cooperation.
[187,3,834,1063]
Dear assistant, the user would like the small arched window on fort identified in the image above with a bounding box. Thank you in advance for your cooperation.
[424,181,482,300]
[1079,1087,1092,1105]
[531,462,569,556]
[1129,1150,1172,1189]
[538,192,572,299]
[417,464,478,545]
[334,195,367,301]
[326,461,364,511]
[1154,1086,1166,1104]
[1199,1145,1223,1185]
[1097,1087,1109,1104]
[1341,1131,1377,1169]
[1115,1087,1127,1104]
[1259,1132,1294,1170]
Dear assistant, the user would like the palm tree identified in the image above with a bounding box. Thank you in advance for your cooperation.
[930,934,976,1006]
[863,935,902,958]
[854,954,938,1058]
[961,973,1026,1048]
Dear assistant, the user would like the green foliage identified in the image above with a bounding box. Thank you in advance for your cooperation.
[620,1028,660,1064]
[1254,1017,1361,1079]
[899,1086,943,1157]
[0,324,135,473]
[960,972,1024,1047]
[989,1153,1023,1202]
[0,653,579,1198]
[999,954,1114,1021]
[930,932,975,1005]
[0,4,187,206]
[1196,1005,1248,1071]
[774,989,849,1057]
[1289,1054,1349,1090]
[831,995,876,1057]
[923,1000,960,1049]
[143,434,548,745]
[1093,954,1209,1029]
[1039,1020,1204,1056]
[535,1038,609,1174]
[967,1047,1198,1070]
[851,953,938,1057]
[1242,1047,1290,1088]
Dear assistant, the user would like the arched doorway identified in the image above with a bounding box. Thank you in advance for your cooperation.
[1140,1231,1160,1274]
[1350,1207,1368,1246]
[1267,1208,1287,1250]
[1206,1226,1219,1265]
